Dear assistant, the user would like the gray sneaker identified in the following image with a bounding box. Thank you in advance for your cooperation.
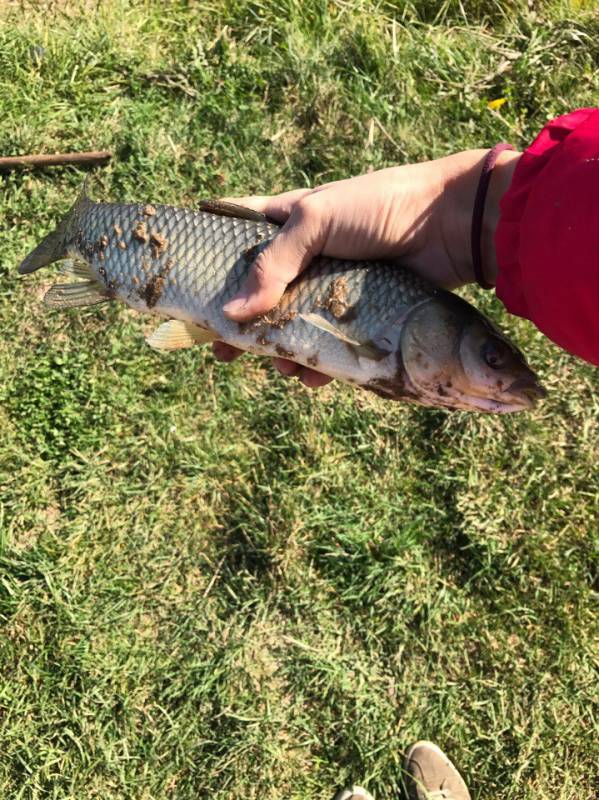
[332,787,374,800]
[404,741,471,800]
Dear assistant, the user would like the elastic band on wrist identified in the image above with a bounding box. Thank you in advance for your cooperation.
[471,142,515,289]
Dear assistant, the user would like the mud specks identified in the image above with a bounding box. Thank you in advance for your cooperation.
[150,231,168,259]
[141,258,151,272]
[113,224,122,237]
[275,345,294,358]
[317,276,355,320]
[256,333,271,347]
[366,378,401,400]
[132,275,140,286]
[265,309,297,329]
[238,308,297,336]
[138,258,174,309]
[141,274,165,308]
[133,221,148,243]
[242,243,260,265]
[143,204,156,217]
[118,240,127,250]
[307,354,319,367]
[92,234,109,262]
[365,369,417,402]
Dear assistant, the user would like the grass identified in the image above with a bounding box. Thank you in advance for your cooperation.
[0,1,598,798]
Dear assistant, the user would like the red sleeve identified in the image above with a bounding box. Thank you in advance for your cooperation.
[495,108,599,367]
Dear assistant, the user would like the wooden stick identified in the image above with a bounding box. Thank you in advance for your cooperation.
[0,150,112,171]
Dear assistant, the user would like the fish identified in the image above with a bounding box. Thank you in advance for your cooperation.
[18,186,546,413]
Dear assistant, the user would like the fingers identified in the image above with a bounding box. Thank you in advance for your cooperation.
[212,343,332,388]
[299,369,333,388]
[272,357,333,388]
[223,194,330,322]
[216,188,332,387]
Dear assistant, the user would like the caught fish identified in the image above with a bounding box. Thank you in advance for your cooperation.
[18,187,545,413]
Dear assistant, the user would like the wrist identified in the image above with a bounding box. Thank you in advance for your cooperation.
[440,149,521,287]
[482,149,521,286]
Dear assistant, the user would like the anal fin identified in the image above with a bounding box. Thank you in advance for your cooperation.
[146,320,218,351]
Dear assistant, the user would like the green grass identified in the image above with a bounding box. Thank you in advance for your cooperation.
[0,2,598,798]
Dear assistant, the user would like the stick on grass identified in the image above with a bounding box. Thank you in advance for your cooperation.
[0,150,111,171]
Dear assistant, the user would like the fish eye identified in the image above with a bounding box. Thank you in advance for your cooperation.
[481,338,508,369]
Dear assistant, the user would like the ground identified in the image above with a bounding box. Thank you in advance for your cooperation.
[0,2,597,799]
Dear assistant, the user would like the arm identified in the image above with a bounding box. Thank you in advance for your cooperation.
[216,106,599,382]
[213,149,521,386]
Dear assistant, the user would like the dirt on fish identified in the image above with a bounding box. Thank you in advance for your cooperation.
[275,344,294,358]
[133,221,148,243]
[317,276,357,321]
[265,309,297,329]
[239,308,298,337]
[143,205,156,217]
[243,243,261,264]
[366,370,417,402]
[150,231,168,258]
[139,257,174,308]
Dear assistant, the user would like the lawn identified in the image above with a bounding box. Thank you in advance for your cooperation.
[0,2,597,799]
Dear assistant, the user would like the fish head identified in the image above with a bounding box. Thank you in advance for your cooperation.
[400,292,546,413]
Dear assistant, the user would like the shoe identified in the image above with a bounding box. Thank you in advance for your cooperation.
[332,787,374,800]
[404,741,471,800]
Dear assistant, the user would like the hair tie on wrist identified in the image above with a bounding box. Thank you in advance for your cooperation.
[471,142,515,290]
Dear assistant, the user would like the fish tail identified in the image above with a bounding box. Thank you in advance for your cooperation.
[18,180,91,274]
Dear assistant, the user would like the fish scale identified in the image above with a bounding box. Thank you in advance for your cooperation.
[18,187,546,413]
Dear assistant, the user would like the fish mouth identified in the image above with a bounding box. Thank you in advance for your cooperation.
[505,376,547,408]
[429,376,547,414]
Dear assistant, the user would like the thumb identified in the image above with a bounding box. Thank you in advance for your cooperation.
[223,196,329,321]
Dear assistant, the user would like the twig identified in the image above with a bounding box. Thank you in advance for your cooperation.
[0,150,112,172]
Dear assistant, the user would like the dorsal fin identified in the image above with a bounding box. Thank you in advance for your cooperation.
[198,199,279,225]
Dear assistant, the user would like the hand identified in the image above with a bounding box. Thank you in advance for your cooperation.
[213,149,521,386]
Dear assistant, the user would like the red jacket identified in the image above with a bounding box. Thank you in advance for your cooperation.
[495,108,599,366]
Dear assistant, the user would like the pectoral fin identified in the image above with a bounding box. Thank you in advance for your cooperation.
[299,312,390,361]
[60,259,97,280]
[44,280,110,309]
[146,320,218,351]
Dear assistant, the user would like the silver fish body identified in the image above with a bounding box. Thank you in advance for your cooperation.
[19,190,546,413]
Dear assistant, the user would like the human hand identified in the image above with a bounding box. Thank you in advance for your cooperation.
[213,149,521,386]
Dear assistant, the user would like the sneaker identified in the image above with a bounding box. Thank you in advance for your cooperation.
[332,787,374,800]
[404,741,471,800]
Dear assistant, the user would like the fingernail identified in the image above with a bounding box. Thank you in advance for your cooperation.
[223,294,248,317]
